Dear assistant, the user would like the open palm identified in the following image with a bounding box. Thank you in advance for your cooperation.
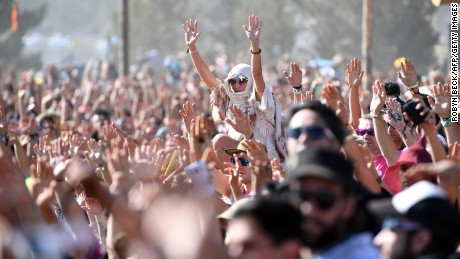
[244,14,262,41]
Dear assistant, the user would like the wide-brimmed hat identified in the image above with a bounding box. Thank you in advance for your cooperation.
[224,141,248,156]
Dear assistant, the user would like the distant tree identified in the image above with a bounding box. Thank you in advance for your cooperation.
[294,0,438,75]
[373,0,438,75]
[0,1,46,68]
[128,0,238,63]
[127,0,297,67]
[128,0,188,61]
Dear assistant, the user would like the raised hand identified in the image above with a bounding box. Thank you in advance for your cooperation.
[398,58,418,87]
[243,14,262,42]
[100,122,117,144]
[271,158,285,182]
[189,114,211,162]
[111,122,137,154]
[385,97,405,131]
[49,137,70,161]
[171,134,189,150]
[30,159,57,218]
[132,145,160,181]
[179,101,198,134]
[225,161,242,196]
[34,135,51,157]
[282,63,302,87]
[405,160,459,185]
[240,139,269,166]
[370,80,387,115]
[430,82,451,119]
[321,84,349,124]
[304,91,314,102]
[346,57,364,89]
[87,138,103,164]
[111,122,130,139]
[225,105,252,136]
[105,142,130,176]
[76,191,103,215]
[182,19,201,48]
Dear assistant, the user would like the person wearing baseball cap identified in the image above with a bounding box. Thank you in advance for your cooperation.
[286,147,379,259]
[371,181,460,259]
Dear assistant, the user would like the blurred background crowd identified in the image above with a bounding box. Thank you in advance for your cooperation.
[0,0,459,259]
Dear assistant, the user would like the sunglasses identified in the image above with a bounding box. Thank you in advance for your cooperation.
[228,78,248,86]
[297,189,339,211]
[286,126,335,140]
[356,129,375,136]
[382,216,423,232]
[230,156,250,166]
[228,73,248,85]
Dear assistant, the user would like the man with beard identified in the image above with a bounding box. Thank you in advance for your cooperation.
[371,181,460,259]
[286,147,379,259]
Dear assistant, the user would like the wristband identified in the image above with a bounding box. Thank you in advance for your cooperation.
[292,85,302,90]
[292,87,303,95]
[186,48,198,54]
[369,113,382,118]
[345,135,354,141]
[442,116,452,127]
[244,133,254,140]
[402,124,408,140]
[407,82,419,90]
[250,48,262,55]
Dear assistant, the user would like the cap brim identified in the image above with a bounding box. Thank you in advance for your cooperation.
[367,198,399,219]
[288,165,350,185]
[217,198,252,220]
[225,148,247,156]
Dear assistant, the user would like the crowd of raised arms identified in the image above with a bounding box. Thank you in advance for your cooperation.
[0,14,458,259]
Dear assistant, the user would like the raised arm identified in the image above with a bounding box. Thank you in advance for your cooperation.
[398,58,420,97]
[430,82,460,145]
[182,19,219,90]
[346,58,364,129]
[244,14,264,101]
[370,80,399,166]
[385,97,417,147]
[283,63,303,105]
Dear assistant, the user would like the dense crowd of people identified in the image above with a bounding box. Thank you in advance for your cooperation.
[0,14,458,259]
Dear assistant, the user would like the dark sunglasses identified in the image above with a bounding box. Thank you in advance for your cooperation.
[230,156,250,166]
[228,78,248,85]
[356,129,375,136]
[286,126,335,140]
[382,216,423,232]
[228,73,248,85]
[297,189,339,211]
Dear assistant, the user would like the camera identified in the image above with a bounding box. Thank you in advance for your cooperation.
[402,99,427,126]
